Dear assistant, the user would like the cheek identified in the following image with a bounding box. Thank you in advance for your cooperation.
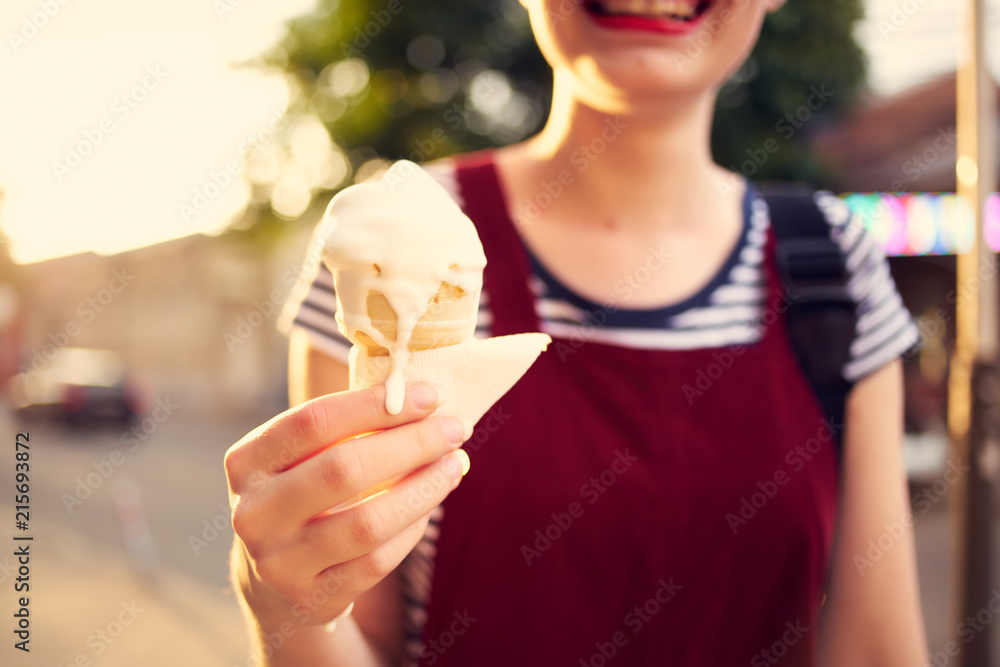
[524,2,586,71]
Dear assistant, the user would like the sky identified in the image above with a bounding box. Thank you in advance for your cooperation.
[0,0,997,265]
[0,0,315,264]
[859,0,999,94]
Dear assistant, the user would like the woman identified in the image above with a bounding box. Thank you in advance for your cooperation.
[225,1,928,664]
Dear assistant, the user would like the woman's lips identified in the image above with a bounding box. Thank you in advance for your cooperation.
[583,0,711,35]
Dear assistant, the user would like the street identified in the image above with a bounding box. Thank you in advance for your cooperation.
[0,405,261,667]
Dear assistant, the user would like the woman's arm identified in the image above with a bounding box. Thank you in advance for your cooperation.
[817,359,928,664]
[288,327,351,405]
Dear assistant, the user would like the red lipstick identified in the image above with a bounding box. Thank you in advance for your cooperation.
[583,1,709,35]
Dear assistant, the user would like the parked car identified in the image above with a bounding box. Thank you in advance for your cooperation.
[9,348,148,424]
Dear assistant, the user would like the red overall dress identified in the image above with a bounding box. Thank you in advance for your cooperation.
[419,153,839,666]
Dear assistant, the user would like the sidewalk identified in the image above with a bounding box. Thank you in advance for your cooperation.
[2,512,251,667]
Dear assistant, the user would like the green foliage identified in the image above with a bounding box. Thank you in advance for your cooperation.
[256,0,865,209]
[272,0,550,167]
[713,0,867,184]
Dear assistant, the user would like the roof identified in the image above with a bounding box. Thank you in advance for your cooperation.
[812,73,1000,191]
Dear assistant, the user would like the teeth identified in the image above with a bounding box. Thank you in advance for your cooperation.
[597,0,700,18]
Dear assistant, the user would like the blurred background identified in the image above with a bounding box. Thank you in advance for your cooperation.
[0,0,997,664]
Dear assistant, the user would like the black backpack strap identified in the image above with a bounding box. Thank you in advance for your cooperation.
[762,186,857,455]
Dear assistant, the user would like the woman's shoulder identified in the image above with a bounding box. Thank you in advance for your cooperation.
[752,186,883,272]
[790,189,919,381]
[420,157,463,207]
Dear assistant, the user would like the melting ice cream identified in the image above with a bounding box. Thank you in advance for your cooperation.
[322,160,487,414]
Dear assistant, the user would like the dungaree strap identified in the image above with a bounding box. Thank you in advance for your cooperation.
[453,152,540,336]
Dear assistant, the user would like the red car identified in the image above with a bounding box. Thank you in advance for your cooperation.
[9,348,149,424]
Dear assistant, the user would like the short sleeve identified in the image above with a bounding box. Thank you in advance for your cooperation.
[276,223,352,364]
[814,192,920,381]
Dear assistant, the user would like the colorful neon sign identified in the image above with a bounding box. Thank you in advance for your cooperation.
[841,192,1000,257]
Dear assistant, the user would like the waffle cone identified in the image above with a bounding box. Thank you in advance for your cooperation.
[349,333,552,438]
[355,282,478,356]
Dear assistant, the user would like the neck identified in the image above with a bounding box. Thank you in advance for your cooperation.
[513,73,735,229]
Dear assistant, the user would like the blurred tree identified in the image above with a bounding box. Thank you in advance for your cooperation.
[278,0,548,165]
[712,0,867,183]
[234,0,865,232]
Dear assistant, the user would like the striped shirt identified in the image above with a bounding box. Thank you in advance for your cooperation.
[278,162,918,662]
[280,164,917,382]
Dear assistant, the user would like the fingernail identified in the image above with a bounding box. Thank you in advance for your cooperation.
[444,449,471,483]
[408,384,438,410]
[441,417,466,444]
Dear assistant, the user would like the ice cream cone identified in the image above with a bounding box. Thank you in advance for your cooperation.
[321,159,549,416]
[349,333,551,439]
[354,280,480,357]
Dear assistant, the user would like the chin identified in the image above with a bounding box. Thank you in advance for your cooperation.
[528,0,766,105]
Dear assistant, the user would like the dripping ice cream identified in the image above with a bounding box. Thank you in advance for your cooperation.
[321,160,550,438]
[322,161,487,415]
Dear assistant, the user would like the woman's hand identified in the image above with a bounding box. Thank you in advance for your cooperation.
[225,383,468,631]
